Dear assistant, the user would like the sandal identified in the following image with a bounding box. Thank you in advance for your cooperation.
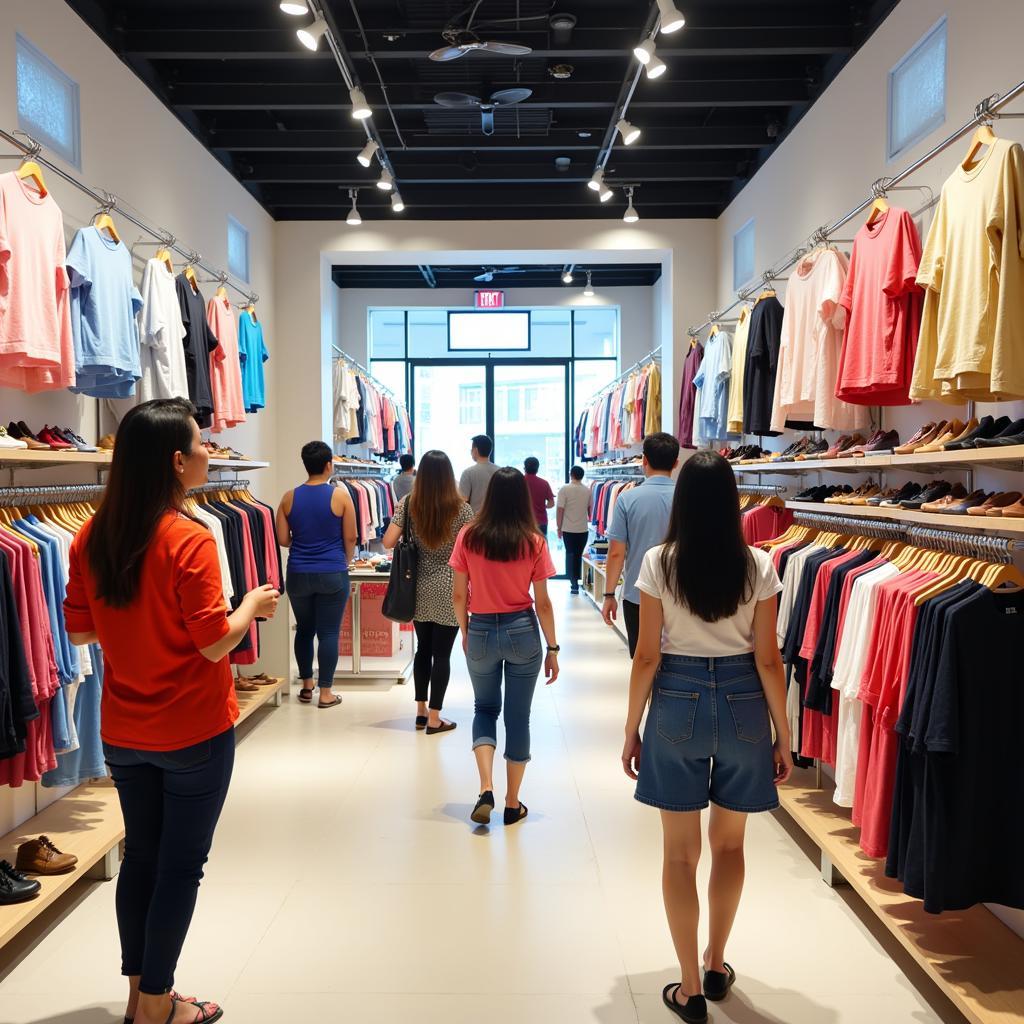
[153,995,224,1024]
[318,694,343,709]
[703,962,736,1001]
[503,802,528,826]
[297,688,313,704]
[661,984,708,1023]
[425,720,457,735]
[471,790,494,825]
[234,679,259,692]
[125,990,199,1024]
[415,715,428,730]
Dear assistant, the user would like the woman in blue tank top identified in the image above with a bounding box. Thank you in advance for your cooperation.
[276,441,357,708]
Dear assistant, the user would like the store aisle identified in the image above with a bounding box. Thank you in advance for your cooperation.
[2,589,952,1024]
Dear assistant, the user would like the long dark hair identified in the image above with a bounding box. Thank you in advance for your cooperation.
[86,398,197,607]
[463,466,539,562]
[659,451,752,622]
[409,450,463,550]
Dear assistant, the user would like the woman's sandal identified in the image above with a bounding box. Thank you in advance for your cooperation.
[298,688,313,704]
[703,962,736,1001]
[318,694,343,709]
[661,984,708,1023]
[233,679,259,692]
[125,990,196,1024]
[425,720,457,735]
[471,790,494,824]
[415,715,428,730]
[503,802,528,826]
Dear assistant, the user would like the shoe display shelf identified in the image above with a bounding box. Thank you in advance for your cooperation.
[732,445,1024,475]
[0,677,285,953]
[581,557,628,646]
[779,769,1024,1024]
[0,450,270,473]
[783,500,1024,534]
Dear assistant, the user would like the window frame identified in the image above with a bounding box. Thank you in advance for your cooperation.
[227,215,250,283]
[732,218,756,293]
[887,16,947,162]
[15,33,81,169]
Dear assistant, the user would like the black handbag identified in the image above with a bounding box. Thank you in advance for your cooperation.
[382,506,418,622]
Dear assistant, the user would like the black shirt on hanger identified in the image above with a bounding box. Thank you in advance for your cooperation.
[742,294,784,437]
[176,275,220,429]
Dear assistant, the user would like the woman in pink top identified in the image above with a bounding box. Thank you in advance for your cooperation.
[450,468,559,827]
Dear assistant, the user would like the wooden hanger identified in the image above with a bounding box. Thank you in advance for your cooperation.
[962,122,997,171]
[980,559,1024,593]
[215,282,228,300]
[184,264,199,291]
[16,158,48,197]
[865,193,889,227]
[93,211,121,243]
[155,247,174,273]
[245,302,258,322]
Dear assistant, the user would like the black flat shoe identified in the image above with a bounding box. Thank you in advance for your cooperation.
[503,802,528,826]
[425,720,457,735]
[298,688,313,704]
[471,790,494,824]
[415,715,428,730]
[662,984,708,1023]
[703,962,736,1001]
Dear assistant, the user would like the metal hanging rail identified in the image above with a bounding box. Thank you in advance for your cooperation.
[0,482,105,506]
[588,462,645,476]
[189,479,253,495]
[332,345,404,405]
[687,79,1024,337]
[584,346,662,405]
[331,464,393,479]
[737,483,787,495]
[0,128,258,305]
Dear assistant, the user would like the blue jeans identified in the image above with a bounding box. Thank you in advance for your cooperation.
[286,571,350,687]
[466,610,543,763]
[104,728,235,995]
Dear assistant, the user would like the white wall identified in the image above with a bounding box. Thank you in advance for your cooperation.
[0,0,283,835]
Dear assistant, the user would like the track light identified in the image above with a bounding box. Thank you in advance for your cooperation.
[588,168,605,192]
[624,187,639,223]
[279,0,309,14]
[634,37,656,64]
[376,167,394,191]
[616,118,641,145]
[349,86,372,120]
[646,54,668,79]
[599,182,613,202]
[346,190,361,226]
[583,271,594,297]
[296,14,328,50]
[390,192,405,212]
[656,0,686,33]
[562,270,573,284]
[356,140,379,167]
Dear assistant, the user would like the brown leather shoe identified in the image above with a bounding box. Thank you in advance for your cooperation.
[935,417,979,450]
[921,484,968,512]
[16,835,78,875]
[97,434,115,451]
[894,422,941,455]
[916,419,966,454]
[968,491,1023,517]
[848,485,882,506]
[1002,496,1024,518]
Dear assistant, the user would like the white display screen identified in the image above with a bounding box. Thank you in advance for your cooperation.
[449,311,530,351]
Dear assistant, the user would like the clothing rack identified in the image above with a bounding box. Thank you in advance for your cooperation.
[0,128,258,305]
[188,480,252,495]
[0,483,105,506]
[585,347,661,404]
[737,483,787,495]
[588,463,645,477]
[331,464,393,479]
[687,78,1024,336]
[332,345,402,403]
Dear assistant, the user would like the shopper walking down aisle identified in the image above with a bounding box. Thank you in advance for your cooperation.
[622,451,792,1024]
[450,468,559,826]
[383,450,474,734]
[392,453,416,501]
[557,465,592,594]
[602,432,680,656]
[276,441,357,709]
[64,398,280,1024]
[458,434,499,513]
[523,456,555,536]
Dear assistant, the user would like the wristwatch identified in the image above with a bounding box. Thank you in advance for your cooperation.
[547,645,561,653]
[603,592,617,598]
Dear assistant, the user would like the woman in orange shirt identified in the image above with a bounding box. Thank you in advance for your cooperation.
[65,398,279,1024]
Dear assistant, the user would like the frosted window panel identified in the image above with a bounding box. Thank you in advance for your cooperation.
[573,307,619,357]
[368,310,406,357]
[16,35,80,168]
[733,219,755,291]
[888,18,946,159]
[227,216,250,282]
[530,309,571,356]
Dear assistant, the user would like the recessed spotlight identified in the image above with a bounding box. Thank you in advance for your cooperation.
[349,86,372,120]
[578,130,592,139]
[390,192,405,212]
[297,13,328,50]
[555,156,571,172]
[548,63,574,80]
[616,118,641,145]
[346,190,361,226]
[376,166,394,191]
[357,140,379,167]
[656,0,686,33]
[634,37,656,64]
[646,54,668,79]
[280,0,309,14]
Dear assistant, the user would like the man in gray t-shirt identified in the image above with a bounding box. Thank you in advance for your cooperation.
[392,454,416,501]
[458,434,499,512]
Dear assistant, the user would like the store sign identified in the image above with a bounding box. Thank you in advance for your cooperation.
[474,289,505,309]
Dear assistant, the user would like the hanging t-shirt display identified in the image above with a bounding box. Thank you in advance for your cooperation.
[176,274,220,429]
[837,206,923,406]
[207,294,247,433]
[742,293,784,437]
[66,226,143,398]
[725,305,751,435]
[676,340,704,449]
[137,258,189,403]
[238,309,269,413]
[693,328,732,443]
[912,137,1024,403]
[0,172,74,394]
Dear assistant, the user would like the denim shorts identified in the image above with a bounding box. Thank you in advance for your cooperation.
[635,653,779,814]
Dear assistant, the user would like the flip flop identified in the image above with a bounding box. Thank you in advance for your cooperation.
[298,688,314,704]
[318,695,343,709]
[415,715,428,730]
[703,962,736,1001]
[425,720,457,735]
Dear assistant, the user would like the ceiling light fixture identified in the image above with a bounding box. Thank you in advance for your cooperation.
[390,192,405,212]
[646,54,668,79]
[616,118,641,145]
[279,0,309,14]
[584,271,594,297]
[656,0,686,33]
[296,13,328,50]
[562,269,573,284]
[349,86,372,120]
[624,187,639,223]
[633,37,656,64]
[376,167,394,191]
[356,140,379,167]
[346,190,361,226]
[587,168,605,192]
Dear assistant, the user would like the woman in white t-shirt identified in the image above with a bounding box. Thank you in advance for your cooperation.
[621,450,792,1024]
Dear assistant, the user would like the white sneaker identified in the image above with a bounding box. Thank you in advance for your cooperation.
[0,426,28,449]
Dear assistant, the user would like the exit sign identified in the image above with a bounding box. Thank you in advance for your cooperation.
[474,289,505,309]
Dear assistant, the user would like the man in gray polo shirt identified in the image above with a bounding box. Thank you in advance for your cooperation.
[602,432,680,656]
[458,434,499,512]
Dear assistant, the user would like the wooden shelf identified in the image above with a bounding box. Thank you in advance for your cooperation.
[0,678,284,953]
[778,774,1024,1024]
[784,500,1024,533]
[209,458,270,471]
[733,455,878,474]
[0,449,112,467]
[733,445,1024,476]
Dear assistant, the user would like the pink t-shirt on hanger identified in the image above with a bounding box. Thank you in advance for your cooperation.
[207,294,247,433]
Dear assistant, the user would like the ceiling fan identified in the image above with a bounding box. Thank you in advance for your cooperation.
[429,1,533,62]
[473,266,528,283]
[434,88,532,136]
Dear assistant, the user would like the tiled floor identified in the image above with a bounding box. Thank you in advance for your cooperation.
[0,587,956,1024]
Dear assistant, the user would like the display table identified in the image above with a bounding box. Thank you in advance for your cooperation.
[334,568,414,685]
[582,556,629,646]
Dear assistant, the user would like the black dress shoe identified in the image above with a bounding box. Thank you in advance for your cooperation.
[880,482,922,507]
[0,860,41,903]
[901,481,951,509]
[945,415,1008,451]
[973,419,1024,447]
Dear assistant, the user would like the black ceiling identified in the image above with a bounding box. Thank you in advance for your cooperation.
[331,262,663,288]
[65,0,901,221]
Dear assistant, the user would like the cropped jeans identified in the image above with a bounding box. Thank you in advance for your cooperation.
[465,610,544,763]
[286,570,350,687]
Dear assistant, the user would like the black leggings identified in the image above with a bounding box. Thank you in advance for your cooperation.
[413,620,460,710]
[562,531,589,585]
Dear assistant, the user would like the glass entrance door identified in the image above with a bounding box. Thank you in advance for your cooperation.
[492,363,568,485]
[412,363,487,469]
